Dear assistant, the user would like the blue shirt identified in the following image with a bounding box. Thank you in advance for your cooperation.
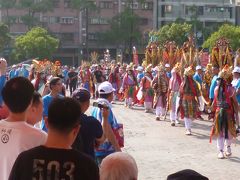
[209,75,218,99]
[193,73,202,85]
[166,72,171,79]
[91,98,119,157]
[41,94,63,132]
[137,72,144,84]
[232,78,240,104]
[63,69,69,80]
[9,70,17,79]
[0,75,6,105]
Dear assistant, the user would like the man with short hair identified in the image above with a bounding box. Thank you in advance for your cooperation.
[9,98,99,180]
[26,91,43,126]
[100,152,138,180]
[41,77,63,132]
[0,77,47,180]
[72,88,108,159]
[193,65,203,85]
[91,81,121,164]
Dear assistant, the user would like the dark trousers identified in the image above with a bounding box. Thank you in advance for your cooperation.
[70,82,77,95]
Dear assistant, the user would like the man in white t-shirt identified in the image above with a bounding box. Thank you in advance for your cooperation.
[0,77,47,180]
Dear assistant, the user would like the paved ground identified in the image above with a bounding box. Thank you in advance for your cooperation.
[89,101,240,180]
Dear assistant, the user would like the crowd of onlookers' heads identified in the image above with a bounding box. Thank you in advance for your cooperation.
[0,76,209,180]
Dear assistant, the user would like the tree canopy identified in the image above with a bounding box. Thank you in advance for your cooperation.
[18,0,54,29]
[102,8,141,47]
[202,24,240,51]
[14,27,59,61]
[0,23,11,52]
[149,23,192,47]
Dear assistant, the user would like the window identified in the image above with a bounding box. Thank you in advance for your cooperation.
[61,33,74,42]
[88,33,98,40]
[64,0,71,8]
[127,2,138,9]
[142,2,153,10]
[198,6,204,16]
[90,18,108,25]
[165,5,172,13]
[42,16,49,23]
[60,17,74,24]
[49,17,60,23]
[185,6,203,16]
[100,2,113,9]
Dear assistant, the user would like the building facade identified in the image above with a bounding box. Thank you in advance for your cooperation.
[0,0,153,65]
[153,0,236,29]
[236,0,240,25]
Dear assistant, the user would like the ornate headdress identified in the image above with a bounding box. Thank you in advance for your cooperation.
[184,66,195,77]
[206,63,212,71]
[126,64,133,71]
[145,64,152,73]
[171,63,181,73]
[216,37,229,47]
[157,63,165,73]
[218,65,232,80]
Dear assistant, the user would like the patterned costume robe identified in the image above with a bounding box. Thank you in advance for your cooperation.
[168,71,181,122]
[141,73,154,111]
[210,81,237,153]
[179,77,201,119]
[122,73,137,107]
[211,85,236,140]
[152,74,168,117]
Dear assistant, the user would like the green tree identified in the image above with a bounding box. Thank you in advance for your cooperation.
[0,23,11,52]
[18,0,54,29]
[103,8,141,45]
[0,0,17,28]
[202,24,240,51]
[150,23,192,47]
[14,27,59,61]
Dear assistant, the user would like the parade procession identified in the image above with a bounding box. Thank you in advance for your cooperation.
[2,0,240,179]
[0,34,240,177]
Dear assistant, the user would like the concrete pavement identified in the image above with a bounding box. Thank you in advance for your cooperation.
[99,101,240,180]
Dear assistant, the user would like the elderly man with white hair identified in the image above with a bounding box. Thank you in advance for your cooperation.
[100,152,138,180]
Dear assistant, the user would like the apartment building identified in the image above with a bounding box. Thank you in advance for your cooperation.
[153,0,236,29]
[236,0,240,25]
[0,0,153,65]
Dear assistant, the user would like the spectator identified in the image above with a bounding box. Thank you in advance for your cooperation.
[100,152,138,180]
[167,169,209,180]
[41,77,63,132]
[91,81,121,165]
[93,65,105,98]
[0,77,47,180]
[26,91,43,126]
[72,88,108,160]
[9,97,99,180]
[68,67,78,95]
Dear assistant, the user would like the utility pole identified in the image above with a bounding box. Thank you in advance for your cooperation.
[85,7,89,61]
[129,0,134,63]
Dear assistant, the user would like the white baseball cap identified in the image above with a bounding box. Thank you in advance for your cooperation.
[196,65,202,70]
[98,81,116,94]
[137,66,143,71]
[232,66,240,74]
[165,64,170,68]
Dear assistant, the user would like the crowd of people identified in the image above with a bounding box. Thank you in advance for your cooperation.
[1,51,239,179]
